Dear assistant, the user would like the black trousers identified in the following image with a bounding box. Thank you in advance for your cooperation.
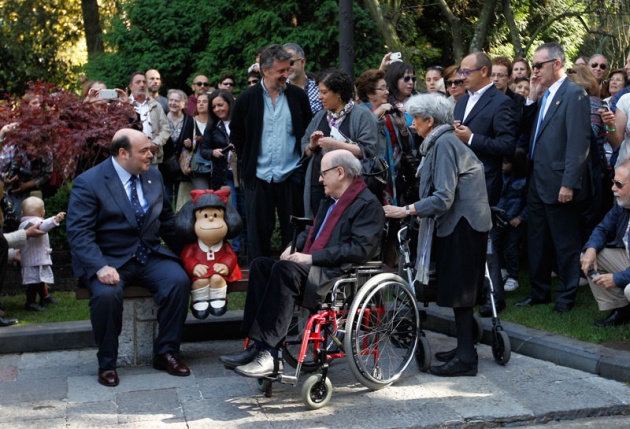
[242,257,310,349]
[527,181,581,307]
[85,255,190,370]
[244,174,303,264]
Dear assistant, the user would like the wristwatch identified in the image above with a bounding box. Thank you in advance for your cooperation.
[405,205,411,216]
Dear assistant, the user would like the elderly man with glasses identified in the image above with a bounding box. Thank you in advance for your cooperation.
[515,42,591,313]
[580,159,630,327]
[453,51,518,317]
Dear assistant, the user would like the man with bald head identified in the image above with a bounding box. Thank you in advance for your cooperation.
[67,128,191,387]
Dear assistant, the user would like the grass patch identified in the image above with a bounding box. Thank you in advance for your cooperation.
[496,271,630,344]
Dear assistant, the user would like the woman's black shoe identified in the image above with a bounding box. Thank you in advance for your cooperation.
[434,348,456,363]
[430,355,478,377]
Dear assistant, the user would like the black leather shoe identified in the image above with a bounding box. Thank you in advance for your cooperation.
[478,301,505,317]
[234,350,283,378]
[39,295,59,306]
[0,317,18,327]
[430,355,478,377]
[552,303,573,313]
[98,369,119,387]
[219,344,259,369]
[24,302,45,311]
[434,348,456,363]
[595,306,630,327]
[514,296,551,307]
[153,353,191,376]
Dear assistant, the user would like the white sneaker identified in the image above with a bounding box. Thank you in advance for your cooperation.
[504,277,519,292]
[501,269,509,282]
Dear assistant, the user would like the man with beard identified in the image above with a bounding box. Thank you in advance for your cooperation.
[145,69,168,114]
[231,44,312,263]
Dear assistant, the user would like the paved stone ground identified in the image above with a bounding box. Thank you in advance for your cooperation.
[1,331,630,429]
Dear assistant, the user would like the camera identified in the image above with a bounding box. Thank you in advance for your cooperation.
[587,268,600,280]
[601,100,610,111]
[99,89,118,99]
[390,52,402,63]
[7,164,31,181]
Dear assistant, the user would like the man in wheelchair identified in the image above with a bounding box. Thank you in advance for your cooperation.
[220,149,385,378]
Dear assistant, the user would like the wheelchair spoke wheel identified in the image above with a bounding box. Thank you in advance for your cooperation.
[301,374,333,410]
[492,328,511,365]
[344,273,418,390]
[282,308,320,372]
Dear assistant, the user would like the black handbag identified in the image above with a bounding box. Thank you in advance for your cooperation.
[361,156,389,197]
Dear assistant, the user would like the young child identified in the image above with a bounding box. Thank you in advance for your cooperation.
[19,196,65,311]
[491,148,528,292]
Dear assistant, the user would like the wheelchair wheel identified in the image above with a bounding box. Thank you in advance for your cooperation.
[301,374,333,410]
[282,308,320,373]
[255,377,271,392]
[415,334,431,372]
[492,327,511,365]
[344,273,418,390]
[473,313,484,344]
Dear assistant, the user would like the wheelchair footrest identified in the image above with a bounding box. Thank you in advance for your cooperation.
[278,374,298,385]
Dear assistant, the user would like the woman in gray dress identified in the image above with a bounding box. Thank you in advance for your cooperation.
[384,93,492,377]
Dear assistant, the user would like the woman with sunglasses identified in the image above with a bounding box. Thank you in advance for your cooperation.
[385,62,418,111]
[443,64,465,103]
[301,68,380,217]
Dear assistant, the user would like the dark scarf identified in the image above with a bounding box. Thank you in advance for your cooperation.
[302,176,367,254]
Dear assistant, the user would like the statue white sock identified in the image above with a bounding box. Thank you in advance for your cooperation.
[191,286,210,311]
[209,286,227,309]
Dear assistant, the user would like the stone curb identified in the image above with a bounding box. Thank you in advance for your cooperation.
[2,306,630,384]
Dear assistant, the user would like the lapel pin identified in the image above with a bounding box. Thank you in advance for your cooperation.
[556,101,560,105]
[148,180,152,184]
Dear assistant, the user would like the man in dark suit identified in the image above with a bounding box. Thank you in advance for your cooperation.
[231,44,312,264]
[67,128,191,387]
[218,150,384,377]
[515,42,591,313]
[453,52,517,316]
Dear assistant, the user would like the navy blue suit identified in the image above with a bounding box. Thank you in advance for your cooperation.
[67,158,190,370]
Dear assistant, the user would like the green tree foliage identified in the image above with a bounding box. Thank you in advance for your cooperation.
[86,0,386,94]
[0,0,84,95]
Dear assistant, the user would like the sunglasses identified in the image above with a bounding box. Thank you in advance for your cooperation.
[457,67,482,77]
[445,79,464,86]
[590,62,607,70]
[531,59,557,70]
[194,82,210,87]
[222,82,235,86]
[248,79,259,85]
[612,179,626,189]
[403,76,417,83]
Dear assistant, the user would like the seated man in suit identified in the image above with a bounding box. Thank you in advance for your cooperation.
[219,149,385,377]
[67,128,191,387]
[580,160,630,327]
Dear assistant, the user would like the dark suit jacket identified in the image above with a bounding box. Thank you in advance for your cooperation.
[454,84,517,206]
[230,82,312,187]
[295,187,385,309]
[526,78,591,204]
[67,158,181,279]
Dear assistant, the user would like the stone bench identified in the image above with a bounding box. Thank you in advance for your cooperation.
[76,270,249,366]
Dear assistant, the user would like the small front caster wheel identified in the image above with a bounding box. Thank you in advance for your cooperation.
[301,374,333,410]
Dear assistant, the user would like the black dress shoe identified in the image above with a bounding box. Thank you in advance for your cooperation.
[98,369,119,387]
[595,306,630,327]
[153,353,191,376]
[39,295,59,306]
[0,317,18,327]
[234,350,283,378]
[435,348,456,363]
[478,301,506,317]
[514,296,551,307]
[430,355,478,377]
[552,303,573,313]
[219,344,259,369]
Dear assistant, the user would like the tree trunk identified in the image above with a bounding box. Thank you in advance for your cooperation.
[469,0,498,53]
[435,0,464,62]
[81,0,104,56]
[502,0,523,57]
[363,0,403,52]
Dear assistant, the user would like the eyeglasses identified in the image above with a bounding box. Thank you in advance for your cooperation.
[403,76,417,83]
[248,79,259,85]
[457,67,482,77]
[194,82,210,87]
[221,82,235,86]
[612,179,626,189]
[320,165,340,178]
[445,79,464,86]
[531,59,557,70]
[590,62,607,70]
[374,86,388,92]
[491,73,507,79]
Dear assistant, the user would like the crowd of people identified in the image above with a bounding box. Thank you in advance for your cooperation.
[1,40,630,383]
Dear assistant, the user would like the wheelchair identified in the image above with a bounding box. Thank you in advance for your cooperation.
[249,218,428,410]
